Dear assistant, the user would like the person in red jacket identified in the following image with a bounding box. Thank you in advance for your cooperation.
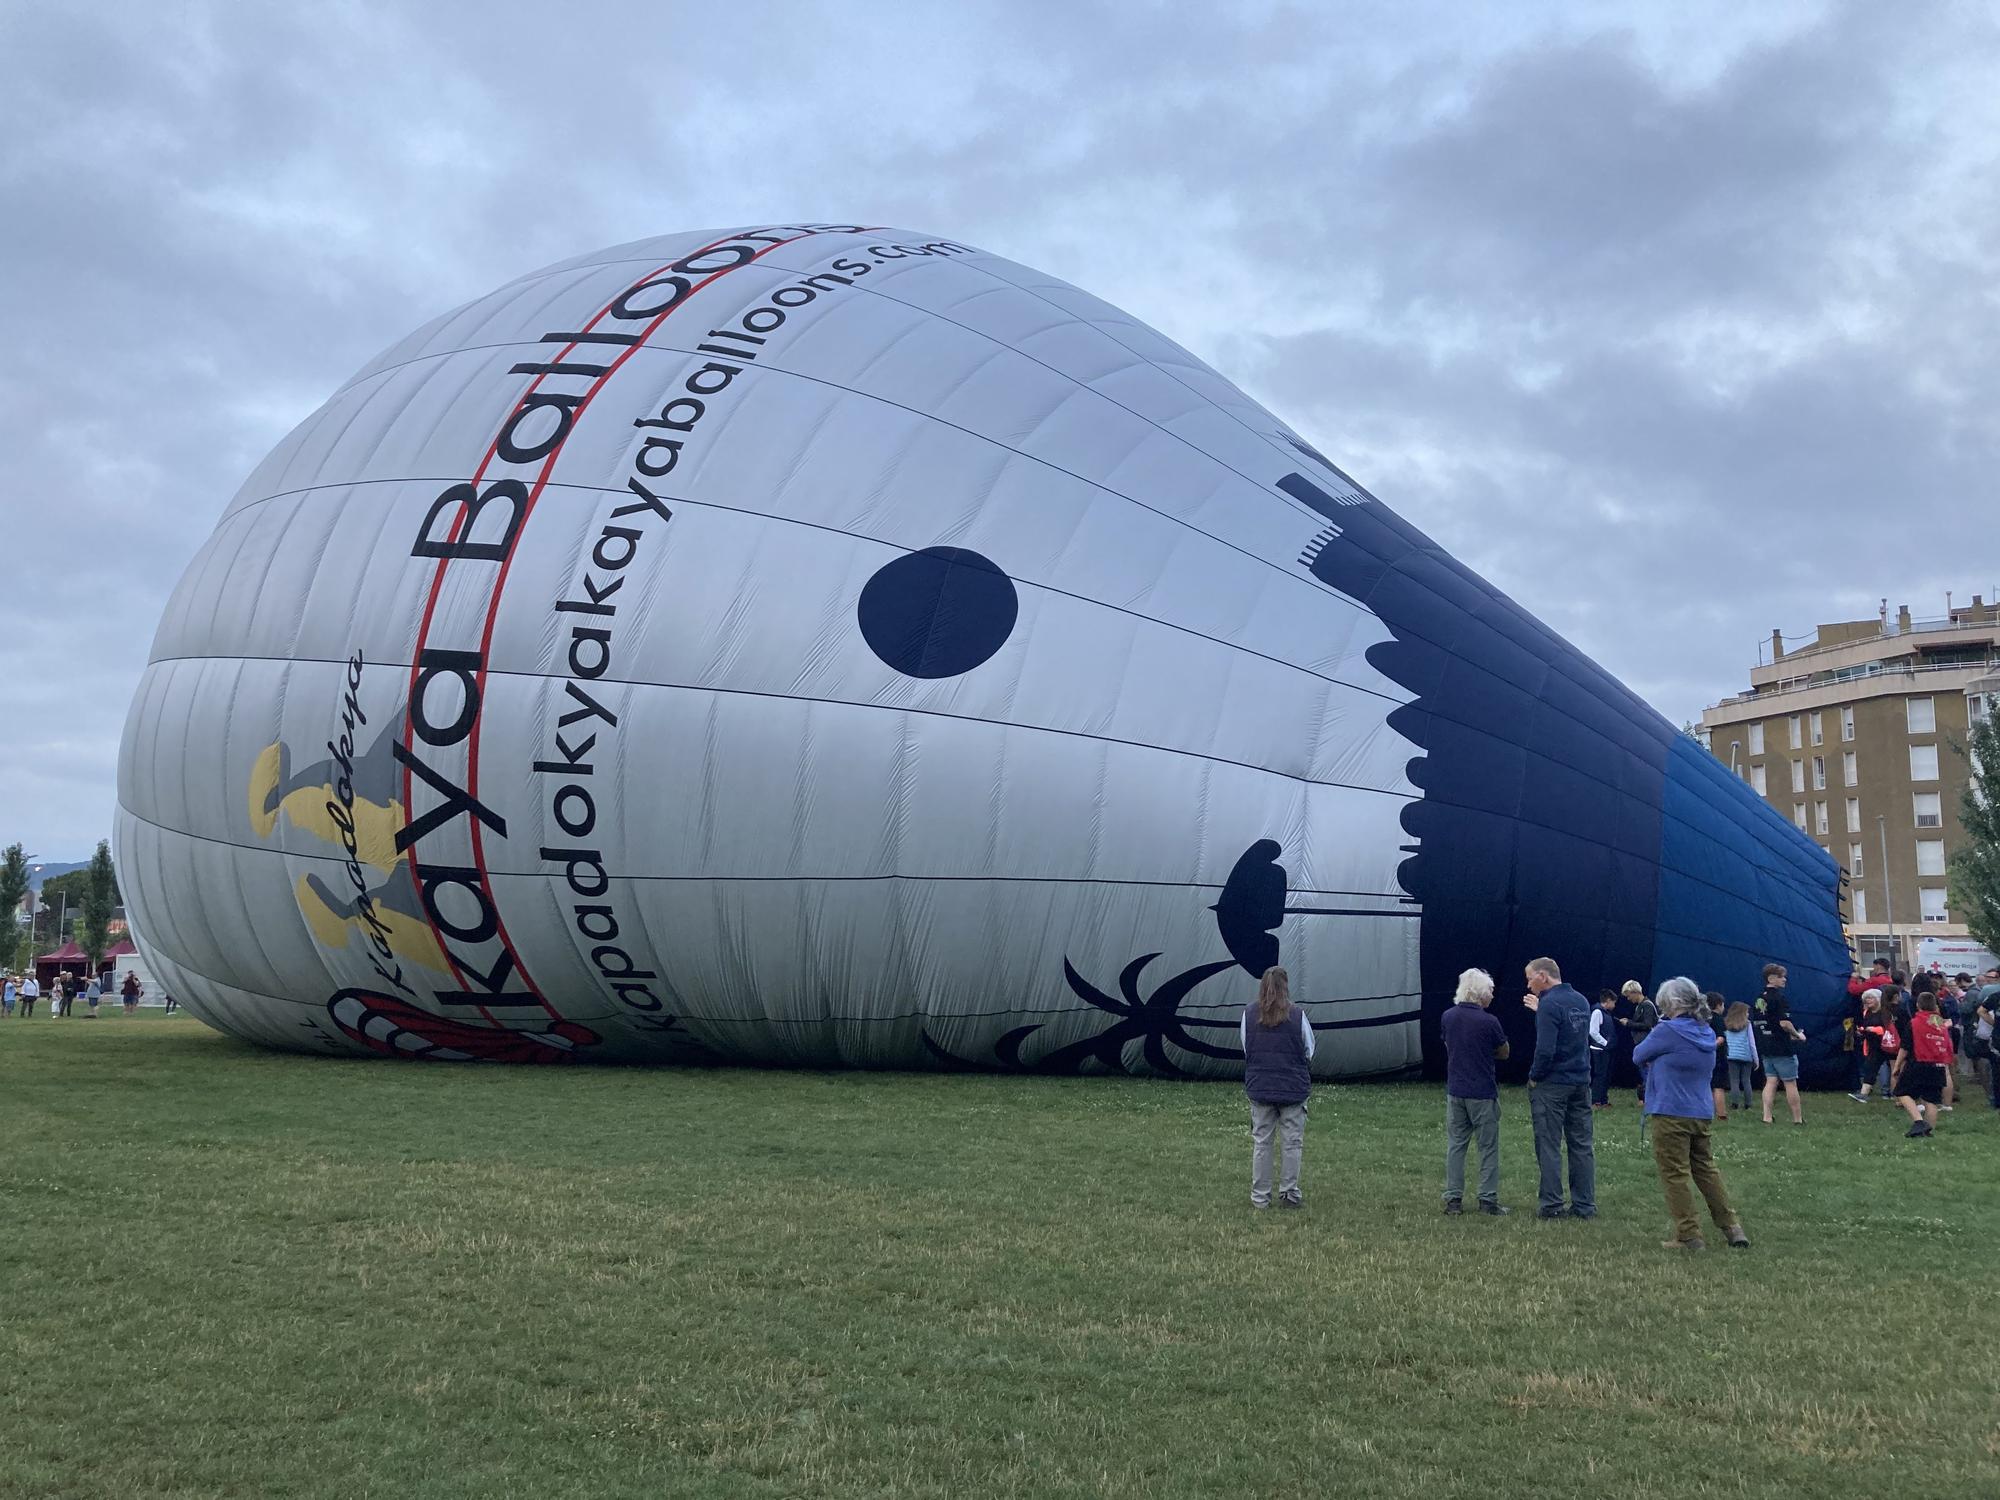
[1848,989,1891,1102]
[1894,991,1954,1138]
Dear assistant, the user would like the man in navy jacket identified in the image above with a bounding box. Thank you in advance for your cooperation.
[1523,956,1596,1219]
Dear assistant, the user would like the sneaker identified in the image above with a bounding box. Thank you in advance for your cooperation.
[1662,1237,1706,1251]
[1443,1199,1464,1216]
[1478,1202,1512,1216]
[1536,1207,1567,1220]
[1278,1193,1303,1210]
[1847,1092,1867,1103]
[1941,1104,1953,1112]
[1905,1122,1933,1138]
[1570,1210,1597,1221]
[1725,1225,1751,1249]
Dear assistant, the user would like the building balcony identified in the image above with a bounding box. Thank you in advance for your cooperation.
[1701,656,1999,724]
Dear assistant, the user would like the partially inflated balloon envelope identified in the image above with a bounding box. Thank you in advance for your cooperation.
[116,223,1851,1078]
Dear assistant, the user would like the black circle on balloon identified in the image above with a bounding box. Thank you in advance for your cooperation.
[858,546,1019,679]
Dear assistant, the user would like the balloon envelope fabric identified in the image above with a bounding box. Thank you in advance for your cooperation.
[115,224,1851,1077]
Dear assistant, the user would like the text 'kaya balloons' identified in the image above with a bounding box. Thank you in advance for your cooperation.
[116,224,1851,1077]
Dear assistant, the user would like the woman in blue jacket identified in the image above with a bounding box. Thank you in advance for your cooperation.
[1633,978,1751,1251]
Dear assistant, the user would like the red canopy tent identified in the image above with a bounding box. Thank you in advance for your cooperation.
[34,937,137,988]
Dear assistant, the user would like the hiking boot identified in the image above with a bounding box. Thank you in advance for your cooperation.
[1478,1202,1512,1216]
[1662,1237,1706,1251]
[1725,1225,1750,1249]
[1443,1199,1464,1216]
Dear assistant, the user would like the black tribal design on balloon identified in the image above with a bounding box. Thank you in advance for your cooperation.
[921,954,1239,1077]
[920,838,1419,1076]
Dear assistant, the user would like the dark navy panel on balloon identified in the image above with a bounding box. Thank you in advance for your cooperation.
[1654,738,1850,1078]
[858,546,1020,679]
[1297,474,1846,1078]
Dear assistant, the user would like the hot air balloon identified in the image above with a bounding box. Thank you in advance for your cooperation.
[115,223,1851,1078]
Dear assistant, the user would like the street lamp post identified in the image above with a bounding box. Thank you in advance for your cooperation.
[1876,814,1896,972]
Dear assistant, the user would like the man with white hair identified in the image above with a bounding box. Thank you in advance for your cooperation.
[1440,968,1512,1216]
[1522,956,1596,1220]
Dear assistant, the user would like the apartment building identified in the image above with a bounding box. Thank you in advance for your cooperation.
[1697,595,1999,972]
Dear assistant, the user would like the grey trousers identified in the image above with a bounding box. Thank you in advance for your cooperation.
[1529,1081,1596,1216]
[1727,1059,1755,1108]
[1249,1101,1306,1206]
[1444,1094,1501,1204]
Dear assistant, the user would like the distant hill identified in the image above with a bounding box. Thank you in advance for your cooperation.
[26,861,88,892]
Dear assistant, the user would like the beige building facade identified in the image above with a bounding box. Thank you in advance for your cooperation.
[1697,596,1999,974]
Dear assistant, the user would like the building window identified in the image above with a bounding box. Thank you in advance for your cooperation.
[1810,711,1823,746]
[1849,841,1864,877]
[1919,888,1949,924]
[1789,715,1803,750]
[1814,801,1829,835]
[1794,803,1808,831]
[1751,764,1767,796]
[1914,792,1942,828]
[1841,705,1855,741]
[1907,696,1936,734]
[1909,744,1939,781]
[1846,797,1861,833]
[1812,756,1826,790]
[1843,751,1857,786]
[1749,723,1766,755]
[1972,694,1989,726]
[1853,888,1867,924]
[1791,760,1805,794]
[1916,839,1946,876]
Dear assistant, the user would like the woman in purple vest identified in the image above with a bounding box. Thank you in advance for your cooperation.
[1241,966,1315,1209]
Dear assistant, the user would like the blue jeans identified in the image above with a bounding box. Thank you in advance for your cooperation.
[1727,1059,1755,1109]
[1530,1081,1596,1216]
[1589,1047,1611,1104]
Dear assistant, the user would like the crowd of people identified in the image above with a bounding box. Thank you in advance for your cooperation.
[1241,957,2000,1249]
[1844,960,2000,1130]
[1,969,149,1019]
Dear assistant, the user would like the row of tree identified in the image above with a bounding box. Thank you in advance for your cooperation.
[0,841,119,976]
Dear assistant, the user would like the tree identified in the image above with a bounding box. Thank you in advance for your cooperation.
[38,864,120,912]
[79,841,117,973]
[0,844,29,974]
[1948,707,2000,955]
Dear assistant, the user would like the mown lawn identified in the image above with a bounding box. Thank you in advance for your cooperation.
[2,1012,1996,1499]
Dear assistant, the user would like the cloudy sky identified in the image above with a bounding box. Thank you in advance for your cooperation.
[3,0,1995,859]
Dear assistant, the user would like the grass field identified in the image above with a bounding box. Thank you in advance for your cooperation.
[3,1012,1997,1499]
